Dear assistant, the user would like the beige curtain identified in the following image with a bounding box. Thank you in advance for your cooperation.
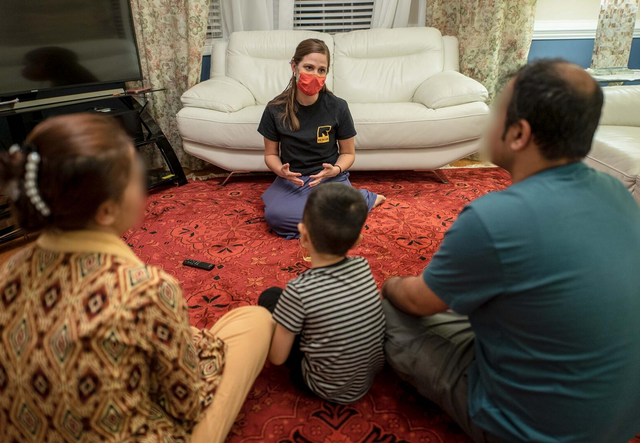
[427,0,537,102]
[591,0,639,68]
[129,0,210,171]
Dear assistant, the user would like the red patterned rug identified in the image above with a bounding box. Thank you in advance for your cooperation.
[123,169,639,443]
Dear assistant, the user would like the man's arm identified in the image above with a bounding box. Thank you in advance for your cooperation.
[268,323,297,365]
[382,275,449,317]
[384,206,504,318]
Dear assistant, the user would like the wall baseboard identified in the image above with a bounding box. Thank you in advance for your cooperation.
[534,20,640,40]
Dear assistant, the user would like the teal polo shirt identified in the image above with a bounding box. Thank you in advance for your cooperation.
[424,162,640,443]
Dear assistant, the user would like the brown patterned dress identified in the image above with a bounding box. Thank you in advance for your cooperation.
[0,230,225,442]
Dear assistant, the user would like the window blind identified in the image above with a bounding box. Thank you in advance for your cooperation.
[206,0,223,42]
[293,1,375,33]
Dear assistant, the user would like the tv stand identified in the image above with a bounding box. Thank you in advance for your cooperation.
[0,87,187,189]
[0,88,125,112]
[120,88,188,189]
[0,87,188,244]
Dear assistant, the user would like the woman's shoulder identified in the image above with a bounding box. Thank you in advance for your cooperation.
[108,259,184,315]
[266,96,286,111]
[115,259,181,292]
[0,245,37,281]
[322,90,350,109]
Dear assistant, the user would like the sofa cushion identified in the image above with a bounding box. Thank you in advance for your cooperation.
[599,86,640,128]
[586,126,640,204]
[177,101,489,152]
[413,71,488,109]
[177,105,266,151]
[226,30,334,106]
[181,76,255,112]
[349,102,489,150]
[332,28,444,103]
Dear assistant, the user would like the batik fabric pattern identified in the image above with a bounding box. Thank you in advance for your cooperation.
[0,246,225,442]
[426,0,538,102]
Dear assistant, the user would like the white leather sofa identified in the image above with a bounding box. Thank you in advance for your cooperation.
[177,28,489,172]
[586,86,640,205]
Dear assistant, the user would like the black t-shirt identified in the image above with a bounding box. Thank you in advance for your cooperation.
[258,91,357,176]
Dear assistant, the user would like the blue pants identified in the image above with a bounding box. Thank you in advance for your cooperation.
[262,171,377,239]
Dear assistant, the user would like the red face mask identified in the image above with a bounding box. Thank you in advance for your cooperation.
[296,71,326,96]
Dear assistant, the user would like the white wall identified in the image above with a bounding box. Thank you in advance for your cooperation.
[533,0,640,40]
[536,0,640,22]
[535,0,602,22]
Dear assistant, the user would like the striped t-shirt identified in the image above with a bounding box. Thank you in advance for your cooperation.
[273,256,385,404]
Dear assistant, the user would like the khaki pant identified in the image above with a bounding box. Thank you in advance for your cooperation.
[191,306,275,443]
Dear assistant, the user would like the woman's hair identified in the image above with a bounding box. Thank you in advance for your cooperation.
[269,38,331,131]
[0,113,134,232]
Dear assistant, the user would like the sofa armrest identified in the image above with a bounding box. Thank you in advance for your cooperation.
[442,36,460,71]
[210,41,228,78]
[181,76,255,113]
[599,86,640,127]
[413,71,488,109]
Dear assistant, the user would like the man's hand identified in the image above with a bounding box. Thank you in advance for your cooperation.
[381,276,402,300]
[381,275,449,317]
[309,163,340,187]
[280,163,304,186]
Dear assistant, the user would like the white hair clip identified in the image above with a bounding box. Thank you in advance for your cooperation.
[24,151,51,217]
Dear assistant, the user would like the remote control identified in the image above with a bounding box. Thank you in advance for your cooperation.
[183,259,215,271]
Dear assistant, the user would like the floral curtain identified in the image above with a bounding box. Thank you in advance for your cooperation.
[129,0,210,171]
[426,0,538,102]
[591,0,639,68]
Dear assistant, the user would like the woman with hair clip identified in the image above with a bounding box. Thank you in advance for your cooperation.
[0,114,274,443]
[258,38,386,240]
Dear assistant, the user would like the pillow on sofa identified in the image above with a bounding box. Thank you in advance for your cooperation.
[181,76,256,113]
[413,71,488,109]
[599,86,640,128]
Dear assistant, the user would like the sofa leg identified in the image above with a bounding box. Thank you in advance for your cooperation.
[432,169,449,184]
[416,169,450,184]
[220,171,250,186]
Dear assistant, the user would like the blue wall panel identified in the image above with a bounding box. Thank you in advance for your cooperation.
[201,55,212,82]
[529,37,640,69]
[630,38,640,69]
[528,39,595,67]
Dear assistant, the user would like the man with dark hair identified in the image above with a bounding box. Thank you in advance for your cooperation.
[382,59,640,443]
[258,183,386,404]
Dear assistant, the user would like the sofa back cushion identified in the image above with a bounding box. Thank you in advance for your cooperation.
[332,27,444,103]
[599,86,640,128]
[227,30,334,105]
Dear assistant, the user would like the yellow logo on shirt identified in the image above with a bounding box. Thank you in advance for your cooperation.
[317,125,331,143]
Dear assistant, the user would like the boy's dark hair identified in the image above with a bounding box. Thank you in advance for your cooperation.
[302,183,368,256]
[504,59,604,161]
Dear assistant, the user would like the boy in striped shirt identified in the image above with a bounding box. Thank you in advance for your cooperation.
[259,183,386,404]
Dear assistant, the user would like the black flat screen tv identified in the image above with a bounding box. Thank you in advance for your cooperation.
[0,0,142,98]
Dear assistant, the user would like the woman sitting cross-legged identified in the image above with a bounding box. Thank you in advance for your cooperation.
[259,38,386,240]
[0,114,274,443]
